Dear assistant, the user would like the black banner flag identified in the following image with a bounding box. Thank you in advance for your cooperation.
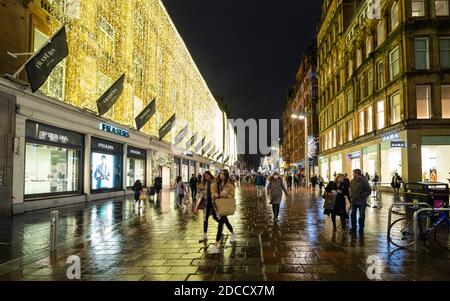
[96,74,125,116]
[135,99,156,131]
[159,114,176,140]
[174,125,189,145]
[186,133,198,150]
[25,27,69,93]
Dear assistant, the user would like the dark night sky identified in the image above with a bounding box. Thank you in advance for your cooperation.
[162,1,322,167]
[162,0,322,121]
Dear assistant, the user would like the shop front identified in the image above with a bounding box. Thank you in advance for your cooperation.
[421,136,450,183]
[380,140,404,186]
[182,159,189,182]
[347,151,361,174]
[330,154,343,179]
[90,137,123,193]
[189,160,196,177]
[363,145,378,179]
[126,146,146,187]
[319,157,330,182]
[24,120,83,199]
[174,157,181,178]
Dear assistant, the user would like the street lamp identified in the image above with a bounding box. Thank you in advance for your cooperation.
[291,111,312,189]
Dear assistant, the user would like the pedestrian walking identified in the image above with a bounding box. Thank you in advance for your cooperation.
[197,173,203,183]
[208,170,237,254]
[324,174,350,231]
[175,176,187,207]
[267,172,288,222]
[365,172,371,182]
[349,169,372,235]
[132,179,144,208]
[318,175,325,192]
[189,174,199,201]
[287,174,293,190]
[311,174,318,191]
[255,172,266,200]
[391,173,403,199]
[294,174,300,190]
[154,174,163,195]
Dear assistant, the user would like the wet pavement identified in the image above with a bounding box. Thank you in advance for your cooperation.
[0,185,449,281]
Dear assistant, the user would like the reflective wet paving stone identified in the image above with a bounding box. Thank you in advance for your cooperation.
[0,186,449,281]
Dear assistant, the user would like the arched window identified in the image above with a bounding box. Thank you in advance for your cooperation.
[391,2,399,31]
[377,20,385,46]
[366,35,373,57]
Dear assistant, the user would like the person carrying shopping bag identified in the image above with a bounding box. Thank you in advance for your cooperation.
[267,172,288,223]
[208,169,237,254]
[132,180,145,209]
[324,174,350,232]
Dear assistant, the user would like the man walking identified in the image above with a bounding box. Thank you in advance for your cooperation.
[349,169,372,235]
[189,174,199,201]
[255,172,266,200]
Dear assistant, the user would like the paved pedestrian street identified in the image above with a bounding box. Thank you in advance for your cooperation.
[0,185,449,281]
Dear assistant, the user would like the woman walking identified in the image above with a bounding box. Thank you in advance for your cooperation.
[175,176,187,207]
[267,172,288,223]
[324,174,350,231]
[208,169,237,254]
[132,179,144,208]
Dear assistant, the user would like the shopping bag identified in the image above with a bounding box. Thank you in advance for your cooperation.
[323,194,336,211]
[193,198,204,214]
[139,191,147,201]
[215,198,236,216]
[183,196,190,205]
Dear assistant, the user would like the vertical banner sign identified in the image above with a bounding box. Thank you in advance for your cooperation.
[202,142,212,156]
[174,125,189,145]
[96,74,125,116]
[25,27,69,93]
[367,0,382,19]
[208,146,216,158]
[159,114,176,140]
[186,133,198,150]
[195,137,206,153]
[216,153,224,161]
[224,156,230,164]
[135,99,156,131]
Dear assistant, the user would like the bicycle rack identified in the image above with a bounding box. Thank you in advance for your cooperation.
[413,207,450,252]
[387,202,431,244]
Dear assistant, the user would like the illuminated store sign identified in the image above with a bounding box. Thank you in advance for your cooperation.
[382,133,400,142]
[391,141,406,148]
[100,123,130,138]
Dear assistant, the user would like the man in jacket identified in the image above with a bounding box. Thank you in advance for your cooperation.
[349,169,372,234]
[189,174,199,200]
[255,172,266,200]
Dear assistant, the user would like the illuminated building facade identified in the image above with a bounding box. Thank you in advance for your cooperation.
[0,0,237,215]
[317,0,450,185]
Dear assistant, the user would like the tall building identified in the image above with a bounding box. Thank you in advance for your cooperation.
[317,0,450,185]
[0,0,237,215]
[282,43,319,175]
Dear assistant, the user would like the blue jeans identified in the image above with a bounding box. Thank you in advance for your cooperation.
[351,203,367,231]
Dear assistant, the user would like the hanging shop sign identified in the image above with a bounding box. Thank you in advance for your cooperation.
[186,133,198,150]
[391,141,406,148]
[100,123,130,138]
[174,125,189,145]
[135,98,156,131]
[195,137,206,153]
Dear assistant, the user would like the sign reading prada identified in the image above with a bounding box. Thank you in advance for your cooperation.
[100,123,130,138]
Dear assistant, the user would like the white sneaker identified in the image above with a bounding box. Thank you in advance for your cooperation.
[207,245,220,254]
[230,233,237,243]
[199,233,208,243]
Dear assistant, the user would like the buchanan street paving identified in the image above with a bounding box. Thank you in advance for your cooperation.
[0,184,449,281]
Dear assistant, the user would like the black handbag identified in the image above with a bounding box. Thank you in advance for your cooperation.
[323,194,336,211]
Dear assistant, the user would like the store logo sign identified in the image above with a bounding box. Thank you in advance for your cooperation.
[391,141,406,148]
[100,123,130,138]
[38,130,69,144]
[129,149,142,156]
[382,133,400,142]
[348,151,361,159]
[98,143,114,151]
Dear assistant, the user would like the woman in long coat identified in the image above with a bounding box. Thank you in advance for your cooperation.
[324,173,350,231]
[267,172,289,222]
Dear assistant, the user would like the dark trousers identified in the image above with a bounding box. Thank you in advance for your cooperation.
[177,194,184,205]
[272,204,280,219]
[134,192,140,202]
[203,204,233,241]
[331,213,346,229]
[351,203,367,231]
[191,187,197,200]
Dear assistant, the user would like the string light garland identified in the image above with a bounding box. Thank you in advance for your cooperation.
[43,0,223,150]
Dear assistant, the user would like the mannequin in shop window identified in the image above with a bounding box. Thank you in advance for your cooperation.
[430,169,437,183]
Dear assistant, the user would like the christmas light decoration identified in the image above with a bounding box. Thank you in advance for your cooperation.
[42,0,223,146]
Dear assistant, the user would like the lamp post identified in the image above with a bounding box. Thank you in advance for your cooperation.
[291,112,312,189]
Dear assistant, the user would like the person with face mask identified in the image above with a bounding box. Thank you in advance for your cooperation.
[267,172,289,222]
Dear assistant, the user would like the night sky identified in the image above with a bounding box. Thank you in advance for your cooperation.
[162,1,322,166]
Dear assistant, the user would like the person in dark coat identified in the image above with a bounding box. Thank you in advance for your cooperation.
[324,174,350,231]
[189,174,199,200]
[267,173,289,222]
[132,180,144,208]
[391,173,403,199]
[154,175,163,194]
[311,175,318,190]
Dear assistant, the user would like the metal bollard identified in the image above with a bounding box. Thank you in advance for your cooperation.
[50,210,59,253]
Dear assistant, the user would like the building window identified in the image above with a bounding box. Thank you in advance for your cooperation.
[33,28,66,100]
[416,85,431,119]
[367,106,373,133]
[366,36,373,57]
[377,20,385,46]
[368,69,374,95]
[357,48,363,67]
[377,61,385,90]
[338,97,344,117]
[377,100,385,129]
[347,120,353,141]
[390,92,401,124]
[360,76,365,100]
[415,38,430,70]
[440,37,450,69]
[334,102,338,121]
[348,57,354,76]
[442,86,450,118]
[436,0,450,16]
[338,124,343,145]
[391,2,399,31]
[359,111,365,136]
[332,128,337,147]
[98,15,115,55]
[389,47,400,80]
[347,89,354,111]
[412,0,426,17]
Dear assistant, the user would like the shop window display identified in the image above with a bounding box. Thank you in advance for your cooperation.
[422,145,450,183]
